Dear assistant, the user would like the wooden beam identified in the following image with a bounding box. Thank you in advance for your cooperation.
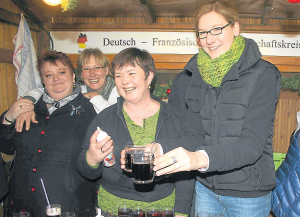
[139,0,154,25]
[261,0,275,25]
[11,0,50,25]
[0,8,40,32]
[0,48,14,64]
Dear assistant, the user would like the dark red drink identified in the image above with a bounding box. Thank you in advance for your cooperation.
[118,208,132,216]
[132,209,145,217]
[125,150,135,172]
[146,210,160,217]
[161,210,174,217]
[132,162,154,184]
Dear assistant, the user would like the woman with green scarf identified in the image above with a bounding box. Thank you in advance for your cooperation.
[151,1,281,216]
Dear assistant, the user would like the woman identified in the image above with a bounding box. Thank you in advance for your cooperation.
[77,48,119,113]
[0,51,99,217]
[152,1,281,217]
[16,48,119,132]
[77,48,199,216]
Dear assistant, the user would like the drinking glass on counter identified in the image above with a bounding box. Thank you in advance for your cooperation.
[13,212,30,217]
[118,204,133,216]
[160,206,173,217]
[132,204,145,217]
[124,144,145,172]
[132,152,155,184]
[60,212,75,217]
[146,205,160,217]
[46,204,61,217]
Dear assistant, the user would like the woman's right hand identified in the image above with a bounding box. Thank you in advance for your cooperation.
[86,129,114,167]
[4,97,34,125]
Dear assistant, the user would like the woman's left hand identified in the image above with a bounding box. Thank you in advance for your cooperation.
[153,147,208,176]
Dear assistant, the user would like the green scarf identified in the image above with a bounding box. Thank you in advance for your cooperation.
[197,35,245,87]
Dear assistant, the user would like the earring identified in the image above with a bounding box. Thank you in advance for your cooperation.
[148,84,151,89]
[73,83,76,88]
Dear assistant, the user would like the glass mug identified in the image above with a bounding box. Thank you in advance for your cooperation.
[160,206,174,217]
[118,204,133,216]
[131,152,155,184]
[46,204,62,217]
[146,205,160,217]
[124,144,145,172]
[132,204,145,217]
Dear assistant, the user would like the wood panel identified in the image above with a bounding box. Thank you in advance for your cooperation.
[273,91,300,153]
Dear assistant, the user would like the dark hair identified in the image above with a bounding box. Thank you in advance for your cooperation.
[194,0,239,32]
[37,50,75,79]
[111,47,156,80]
[77,48,112,77]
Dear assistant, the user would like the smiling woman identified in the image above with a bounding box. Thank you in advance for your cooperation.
[0,50,98,217]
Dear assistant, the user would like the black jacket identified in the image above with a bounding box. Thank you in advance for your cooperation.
[77,96,200,215]
[168,37,282,198]
[0,153,8,201]
[0,94,98,217]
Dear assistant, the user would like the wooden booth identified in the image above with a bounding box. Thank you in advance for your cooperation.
[1,0,300,166]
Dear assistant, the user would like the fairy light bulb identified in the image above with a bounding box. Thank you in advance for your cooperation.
[43,0,62,6]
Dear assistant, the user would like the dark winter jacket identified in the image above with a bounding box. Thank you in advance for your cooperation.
[77,96,200,215]
[168,37,281,198]
[0,153,8,201]
[0,94,98,217]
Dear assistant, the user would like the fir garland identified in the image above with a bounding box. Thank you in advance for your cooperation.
[281,74,300,95]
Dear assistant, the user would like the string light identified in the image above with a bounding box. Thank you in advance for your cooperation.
[43,0,62,6]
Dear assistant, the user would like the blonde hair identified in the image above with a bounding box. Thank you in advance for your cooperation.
[194,0,239,32]
[77,48,112,77]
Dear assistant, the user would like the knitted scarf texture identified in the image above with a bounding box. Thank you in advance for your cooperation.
[197,35,245,87]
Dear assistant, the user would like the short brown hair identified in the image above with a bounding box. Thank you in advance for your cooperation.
[111,47,156,80]
[194,0,239,32]
[77,48,112,77]
[37,50,74,80]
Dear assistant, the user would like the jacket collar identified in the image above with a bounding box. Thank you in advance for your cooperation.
[35,93,86,116]
[116,95,174,121]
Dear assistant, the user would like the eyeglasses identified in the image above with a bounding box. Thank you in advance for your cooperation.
[196,23,232,39]
[82,66,104,72]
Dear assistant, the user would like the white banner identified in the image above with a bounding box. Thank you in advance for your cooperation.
[50,31,300,56]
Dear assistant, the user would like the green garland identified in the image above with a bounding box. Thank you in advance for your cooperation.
[281,74,300,95]
[152,80,172,99]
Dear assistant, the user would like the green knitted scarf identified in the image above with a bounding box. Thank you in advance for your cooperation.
[197,35,245,87]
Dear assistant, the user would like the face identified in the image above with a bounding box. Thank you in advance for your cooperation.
[197,11,240,59]
[81,55,109,92]
[114,64,154,105]
[41,61,75,101]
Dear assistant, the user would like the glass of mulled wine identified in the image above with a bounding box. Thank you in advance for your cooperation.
[124,144,145,172]
[131,152,155,184]
[46,204,61,217]
[160,206,174,217]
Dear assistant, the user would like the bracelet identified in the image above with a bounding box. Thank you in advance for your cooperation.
[4,116,14,124]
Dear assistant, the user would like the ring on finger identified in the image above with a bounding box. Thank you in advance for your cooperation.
[20,105,22,109]
[172,156,177,164]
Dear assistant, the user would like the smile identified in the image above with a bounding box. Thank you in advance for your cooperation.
[89,79,100,83]
[125,87,136,93]
[209,45,220,50]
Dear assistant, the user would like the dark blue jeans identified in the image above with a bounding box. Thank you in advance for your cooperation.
[195,181,271,217]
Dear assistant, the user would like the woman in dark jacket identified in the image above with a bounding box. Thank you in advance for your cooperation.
[77,48,200,216]
[152,1,281,217]
[0,51,98,217]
